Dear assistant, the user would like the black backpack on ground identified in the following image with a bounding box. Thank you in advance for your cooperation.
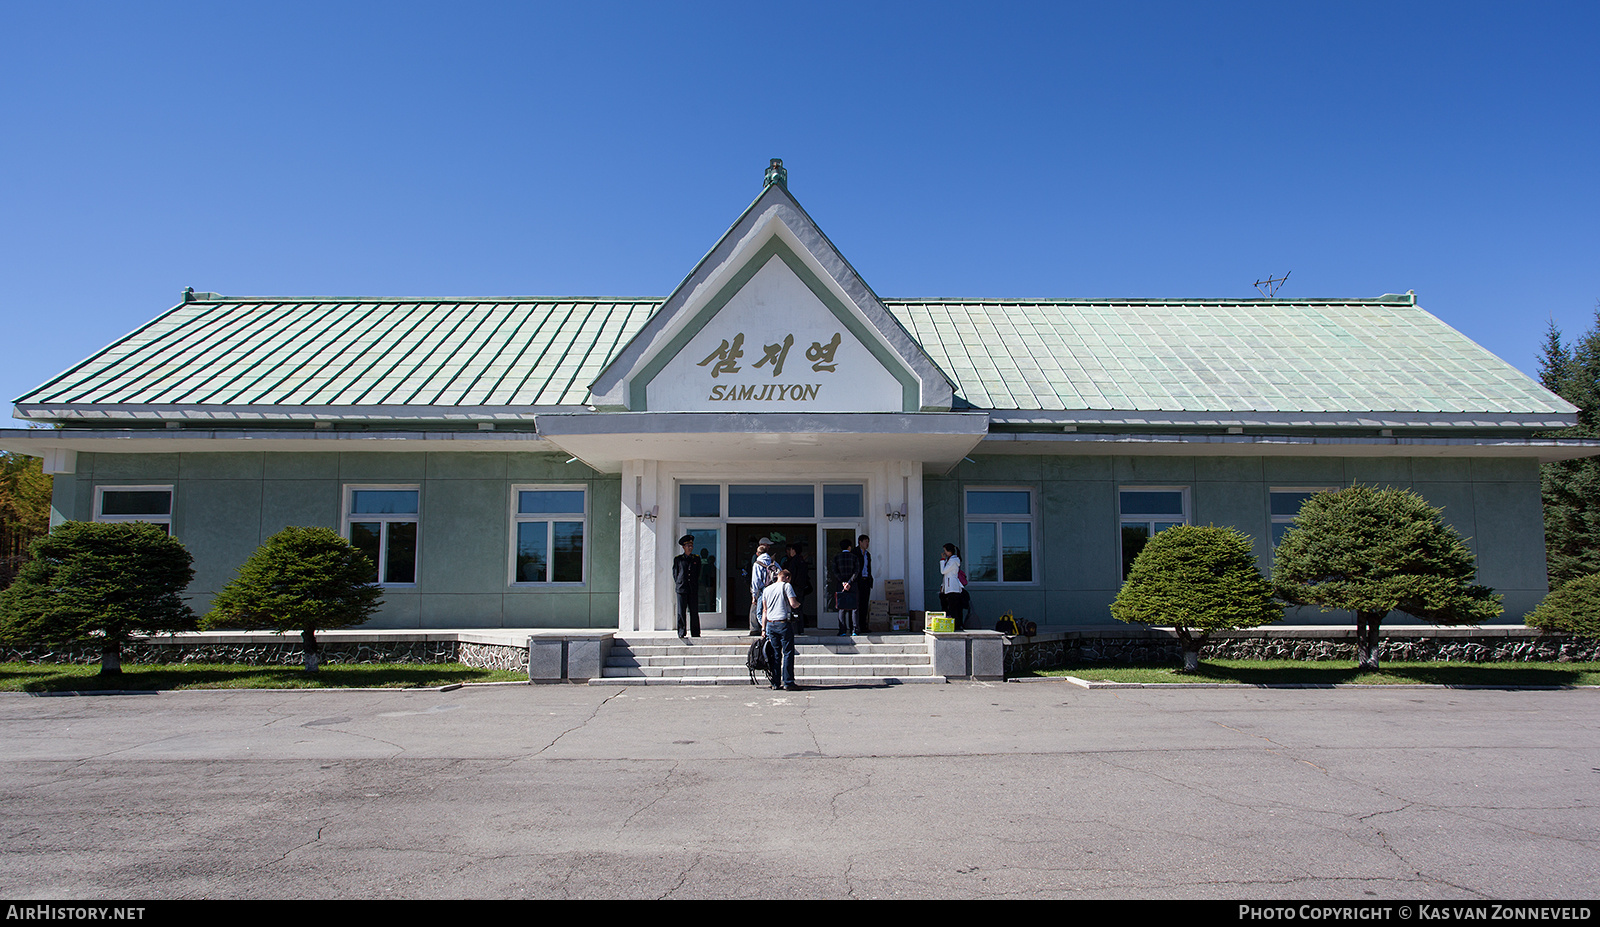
[746,637,777,686]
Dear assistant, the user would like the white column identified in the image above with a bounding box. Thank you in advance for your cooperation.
[618,461,642,632]
[902,460,925,612]
[618,459,664,632]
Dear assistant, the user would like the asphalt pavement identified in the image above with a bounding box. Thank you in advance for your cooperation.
[0,680,1596,900]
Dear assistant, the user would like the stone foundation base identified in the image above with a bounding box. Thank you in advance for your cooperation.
[1005,627,1600,674]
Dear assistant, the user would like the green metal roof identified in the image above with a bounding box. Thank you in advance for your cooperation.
[887,297,1573,418]
[19,298,658,413]
[13,293,1574,421]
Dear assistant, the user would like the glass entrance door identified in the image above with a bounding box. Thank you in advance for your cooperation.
[728,523,819,633]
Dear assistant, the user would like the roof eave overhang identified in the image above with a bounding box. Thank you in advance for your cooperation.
[0,428,550,467]
[12,403,577,422]
[987,410,1580,429]
[535,411,990,473]
[981,431,1600,463]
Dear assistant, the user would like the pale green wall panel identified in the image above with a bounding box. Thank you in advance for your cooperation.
[1412,458,1473,481]
[507,452,588,481]
[51,473,81,525]
[1347,457,1413,485]
[1471,458,1540,482]
[365,590,421,629]
[179,452,264,480]
[175,479,266,610]
[1041,455,1113,481]
[1411,482,1477,544]
[418,478,506,593]
[1039,479,1116,588]
[947,455,1043,482]
[1046,589,1118,625]
[264,453,339,480]
[589,592,621,627]
[427,452,508,480]
[1193,480,1269,556]
[1471,479,1548,594]
[1114,455,1196,483]
[338,452,427,481]
[259,480,340,538]
[1262,457,1347,484]
[93,453,180,480]
[1196,456,1263,482]
[587,477,622,592]
[417,593,505,628]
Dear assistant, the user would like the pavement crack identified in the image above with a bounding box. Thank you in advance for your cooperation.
[533,689,624,756]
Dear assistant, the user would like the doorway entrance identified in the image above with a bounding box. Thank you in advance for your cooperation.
[728,523,818,632]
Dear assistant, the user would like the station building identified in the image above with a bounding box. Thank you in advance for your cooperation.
[2,162,1589,631]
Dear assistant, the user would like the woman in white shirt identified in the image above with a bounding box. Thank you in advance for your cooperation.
[939,543,966,631]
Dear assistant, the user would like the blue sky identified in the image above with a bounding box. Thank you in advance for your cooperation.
[3,0,1596,409]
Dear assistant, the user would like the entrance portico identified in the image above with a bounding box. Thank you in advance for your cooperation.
[535,413,988,632]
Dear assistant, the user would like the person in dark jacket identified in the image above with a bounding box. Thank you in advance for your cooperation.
[832,536,861,636]
[673,534,701,638]
[782,541,813,634]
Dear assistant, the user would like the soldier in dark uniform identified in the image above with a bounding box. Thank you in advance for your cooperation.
[673,534,701,638]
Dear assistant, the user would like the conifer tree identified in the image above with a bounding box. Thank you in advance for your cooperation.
[1272,486,1502,670]
[1111,524,1281,671]
[1537,308,1600,586]
[202,526,382,671]
[0,521,195,674]
[1523,573,1600,636]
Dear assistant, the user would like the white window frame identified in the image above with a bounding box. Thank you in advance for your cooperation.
[1269,486,1339,547]
[509,484,588,586]
[343,484,421,587]
[962,486,1038,585]
[94,485,174,533]
[1118,485,1190,578]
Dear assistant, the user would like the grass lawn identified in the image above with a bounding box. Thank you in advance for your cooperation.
[0,662,528,692]
[1017,659,1600,687]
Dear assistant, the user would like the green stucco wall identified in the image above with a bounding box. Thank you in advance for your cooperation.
[58,451,622,629]
[54,449,1548,630]
[923,454,1548,628]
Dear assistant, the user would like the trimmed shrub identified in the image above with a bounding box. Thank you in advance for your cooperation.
[1111,524,1281,671]
[1273,485,1502,669]
[1525,573,1600,635]
[0,521,195,674]
[203,526,382,671]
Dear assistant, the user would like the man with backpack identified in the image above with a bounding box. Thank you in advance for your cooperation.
[759,567,801,691]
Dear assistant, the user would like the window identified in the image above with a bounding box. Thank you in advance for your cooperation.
[1120,488,1188,578]
[1270,488,1337,546]
[95,486,173,533]
[964,489,1034,583]
[346,486,419,585]
[727,484,815,518]
[513,486,586,584]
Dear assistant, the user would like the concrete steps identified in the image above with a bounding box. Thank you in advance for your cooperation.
[594,634,944,686]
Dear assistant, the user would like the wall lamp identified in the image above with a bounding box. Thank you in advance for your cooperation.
[885,503,907,521]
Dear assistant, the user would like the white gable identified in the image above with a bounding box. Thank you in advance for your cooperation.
[587,178,955,413]
[646,253,905,412]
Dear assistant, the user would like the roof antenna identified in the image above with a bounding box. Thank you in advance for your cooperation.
[1253,271,1291,297]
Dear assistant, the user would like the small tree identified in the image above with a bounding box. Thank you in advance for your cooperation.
[0,521,195,674]
[1524,573,1600,636]
[1272,485,1502,670]
[1111,525,1282,671]
[202,526,382,671]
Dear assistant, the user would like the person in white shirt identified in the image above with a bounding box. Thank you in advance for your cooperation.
[939,542,966,631]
